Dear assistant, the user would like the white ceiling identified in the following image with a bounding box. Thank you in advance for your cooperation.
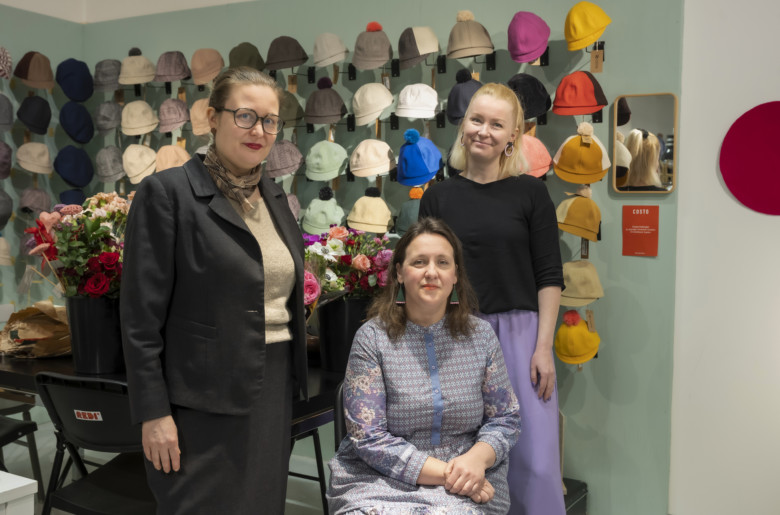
[0,0,253,23]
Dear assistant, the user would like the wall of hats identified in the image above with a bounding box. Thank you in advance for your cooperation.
[0,1,684,513]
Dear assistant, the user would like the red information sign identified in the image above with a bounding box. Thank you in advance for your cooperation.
[622,206,659,257]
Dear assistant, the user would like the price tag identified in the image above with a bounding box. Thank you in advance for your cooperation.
[375,118,381,139]
[471,71,480,81]
[585,309,596,332]
[381,73,390,90]
[327,124,335,142]
[590,50,604,73]
[114,89,125,105]
[332,64,339,84]
[176,137,187,149]
[177,86,187,102]
[529,57,541,66]
[580,238,589,259]
[287,74,298,94]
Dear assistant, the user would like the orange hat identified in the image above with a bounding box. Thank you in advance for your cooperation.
[553,122,610,184]
[554,310,600,364]
[556,191,601,241]
[520,134,551,177]
[565,1,611,51]
[553,71,607,115]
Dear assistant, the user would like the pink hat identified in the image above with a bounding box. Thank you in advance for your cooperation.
[507,12,550,64]
[520,134,551,177]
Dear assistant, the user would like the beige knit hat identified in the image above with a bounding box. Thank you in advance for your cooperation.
[156,145,191,172]
[352,83,394,126]
[118,55,155,85]
[191,49,224,85]
[560,260,604,307]
[123,144,157,184]
[121,100,159,136]
[347,187,392,233]
[16,142,53,175]
[190,98,211,136]
[349,139,394,177]
[313,33,349,68]
[447,10,494,59]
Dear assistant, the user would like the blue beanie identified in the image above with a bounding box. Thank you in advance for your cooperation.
[54,145,94,188]
[56,58,94,102]
[397,129,442,186]
[59,188,87,206]
[60,101,94,144]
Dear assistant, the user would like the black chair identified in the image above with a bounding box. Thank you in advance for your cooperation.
[0,398,44,499]
[35,372,156,515]
[333,381,345,451]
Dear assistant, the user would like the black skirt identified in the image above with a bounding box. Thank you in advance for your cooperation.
[145,341,293,515]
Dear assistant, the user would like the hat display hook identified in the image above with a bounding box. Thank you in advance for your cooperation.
[471,51,497,71]
[585,41,606,63]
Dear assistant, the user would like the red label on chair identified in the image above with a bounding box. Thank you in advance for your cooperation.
[74,410,103,421]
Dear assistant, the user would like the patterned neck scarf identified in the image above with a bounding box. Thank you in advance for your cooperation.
[204,144,262,213]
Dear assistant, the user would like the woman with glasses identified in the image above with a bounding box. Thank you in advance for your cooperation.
[121,66,306,514]
[419,83,566,515]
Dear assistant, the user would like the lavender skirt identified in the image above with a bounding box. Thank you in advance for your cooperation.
[477,310,565,515]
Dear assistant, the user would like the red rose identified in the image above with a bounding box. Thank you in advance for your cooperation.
[359,275,370,291]
[87,257,102,272]
[99,252,120,270]
[84,273,110,298]
[340,255,352,266]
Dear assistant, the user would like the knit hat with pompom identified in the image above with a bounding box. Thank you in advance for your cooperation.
[447,10,494,59]
[352,21,393,70]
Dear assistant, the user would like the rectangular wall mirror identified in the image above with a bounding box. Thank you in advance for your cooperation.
[613,93,678,193]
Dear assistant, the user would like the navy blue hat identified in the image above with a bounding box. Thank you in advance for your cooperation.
[447,69,482,125]
[16,95,51,135]
[56,58,94,102]
[507,73,551,120]
[59,101,94,144]
[54,145,94,188]
[59,188,86,206]
[397,129,443,186]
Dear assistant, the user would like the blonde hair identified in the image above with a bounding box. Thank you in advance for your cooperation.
[624,129,662,187]
[449,82,528,179]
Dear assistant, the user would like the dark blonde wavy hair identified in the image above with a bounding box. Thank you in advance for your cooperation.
[208,66,283,111]
[368,217,479,341]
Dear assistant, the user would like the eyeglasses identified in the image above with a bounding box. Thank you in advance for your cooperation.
[215,107,284,134]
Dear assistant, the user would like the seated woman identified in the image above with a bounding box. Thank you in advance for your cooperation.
[327,217,520,514]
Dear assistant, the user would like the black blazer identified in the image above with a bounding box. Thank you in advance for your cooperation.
[120,156,307,424]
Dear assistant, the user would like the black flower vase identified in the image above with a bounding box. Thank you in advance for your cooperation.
[66,296,125,375]
[318,296,370,373]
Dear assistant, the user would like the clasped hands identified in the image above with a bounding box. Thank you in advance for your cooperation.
[443,453,494,504]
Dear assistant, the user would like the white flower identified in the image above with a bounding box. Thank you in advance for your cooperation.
[324,268,338,282]
[326,238,346,256]
[309,242,338,262]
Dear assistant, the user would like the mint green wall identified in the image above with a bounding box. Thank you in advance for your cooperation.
[0,1,683,513]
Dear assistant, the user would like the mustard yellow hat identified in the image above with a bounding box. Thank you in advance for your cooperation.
[565,1,612,51]
[552,122,610,185]
[555,310,600,365]
[556,194,601,242]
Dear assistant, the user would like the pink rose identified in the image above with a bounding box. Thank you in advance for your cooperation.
[377,268,389,287]
[352,254,371,272]
[328,226,350,241]
[374,249,393,269]
[303,270,321,306]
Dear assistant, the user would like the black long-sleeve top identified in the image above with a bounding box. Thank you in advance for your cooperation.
[419,174,564,314]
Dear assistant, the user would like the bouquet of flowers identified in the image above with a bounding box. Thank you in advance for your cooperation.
[25,192,131,299]
[303,225,393,308]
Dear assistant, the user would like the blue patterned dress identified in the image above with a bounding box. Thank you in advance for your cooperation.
[327,315,521,515]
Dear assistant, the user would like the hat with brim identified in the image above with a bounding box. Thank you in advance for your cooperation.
[349,139,394,177]
[16,142,52,175]
[556,195,601,241]
[189,98,211,136]
[305,140,347,181]
[553,123,610,184]
[352,83,394,126]
[190,49,224,85]
[123,144,157,184]
[565,1,612,51]
[95,146,125,183]
[396,83,438,119]
[560,260,604,307]
[19,187,51,215]
[14,51,55,89]
[265,37,308,71]
[398,27,439,70]
[520,134,551,177]
[552,71,607,116]
[121,100,159,136]
[266,140,303,178]
[156,145,191,172]
[313,33,349,68]
[118,55,155,85]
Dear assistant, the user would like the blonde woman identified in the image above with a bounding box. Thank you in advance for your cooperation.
[420,83,565,514]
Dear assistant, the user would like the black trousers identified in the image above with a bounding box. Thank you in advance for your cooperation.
[146,341,293,515]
